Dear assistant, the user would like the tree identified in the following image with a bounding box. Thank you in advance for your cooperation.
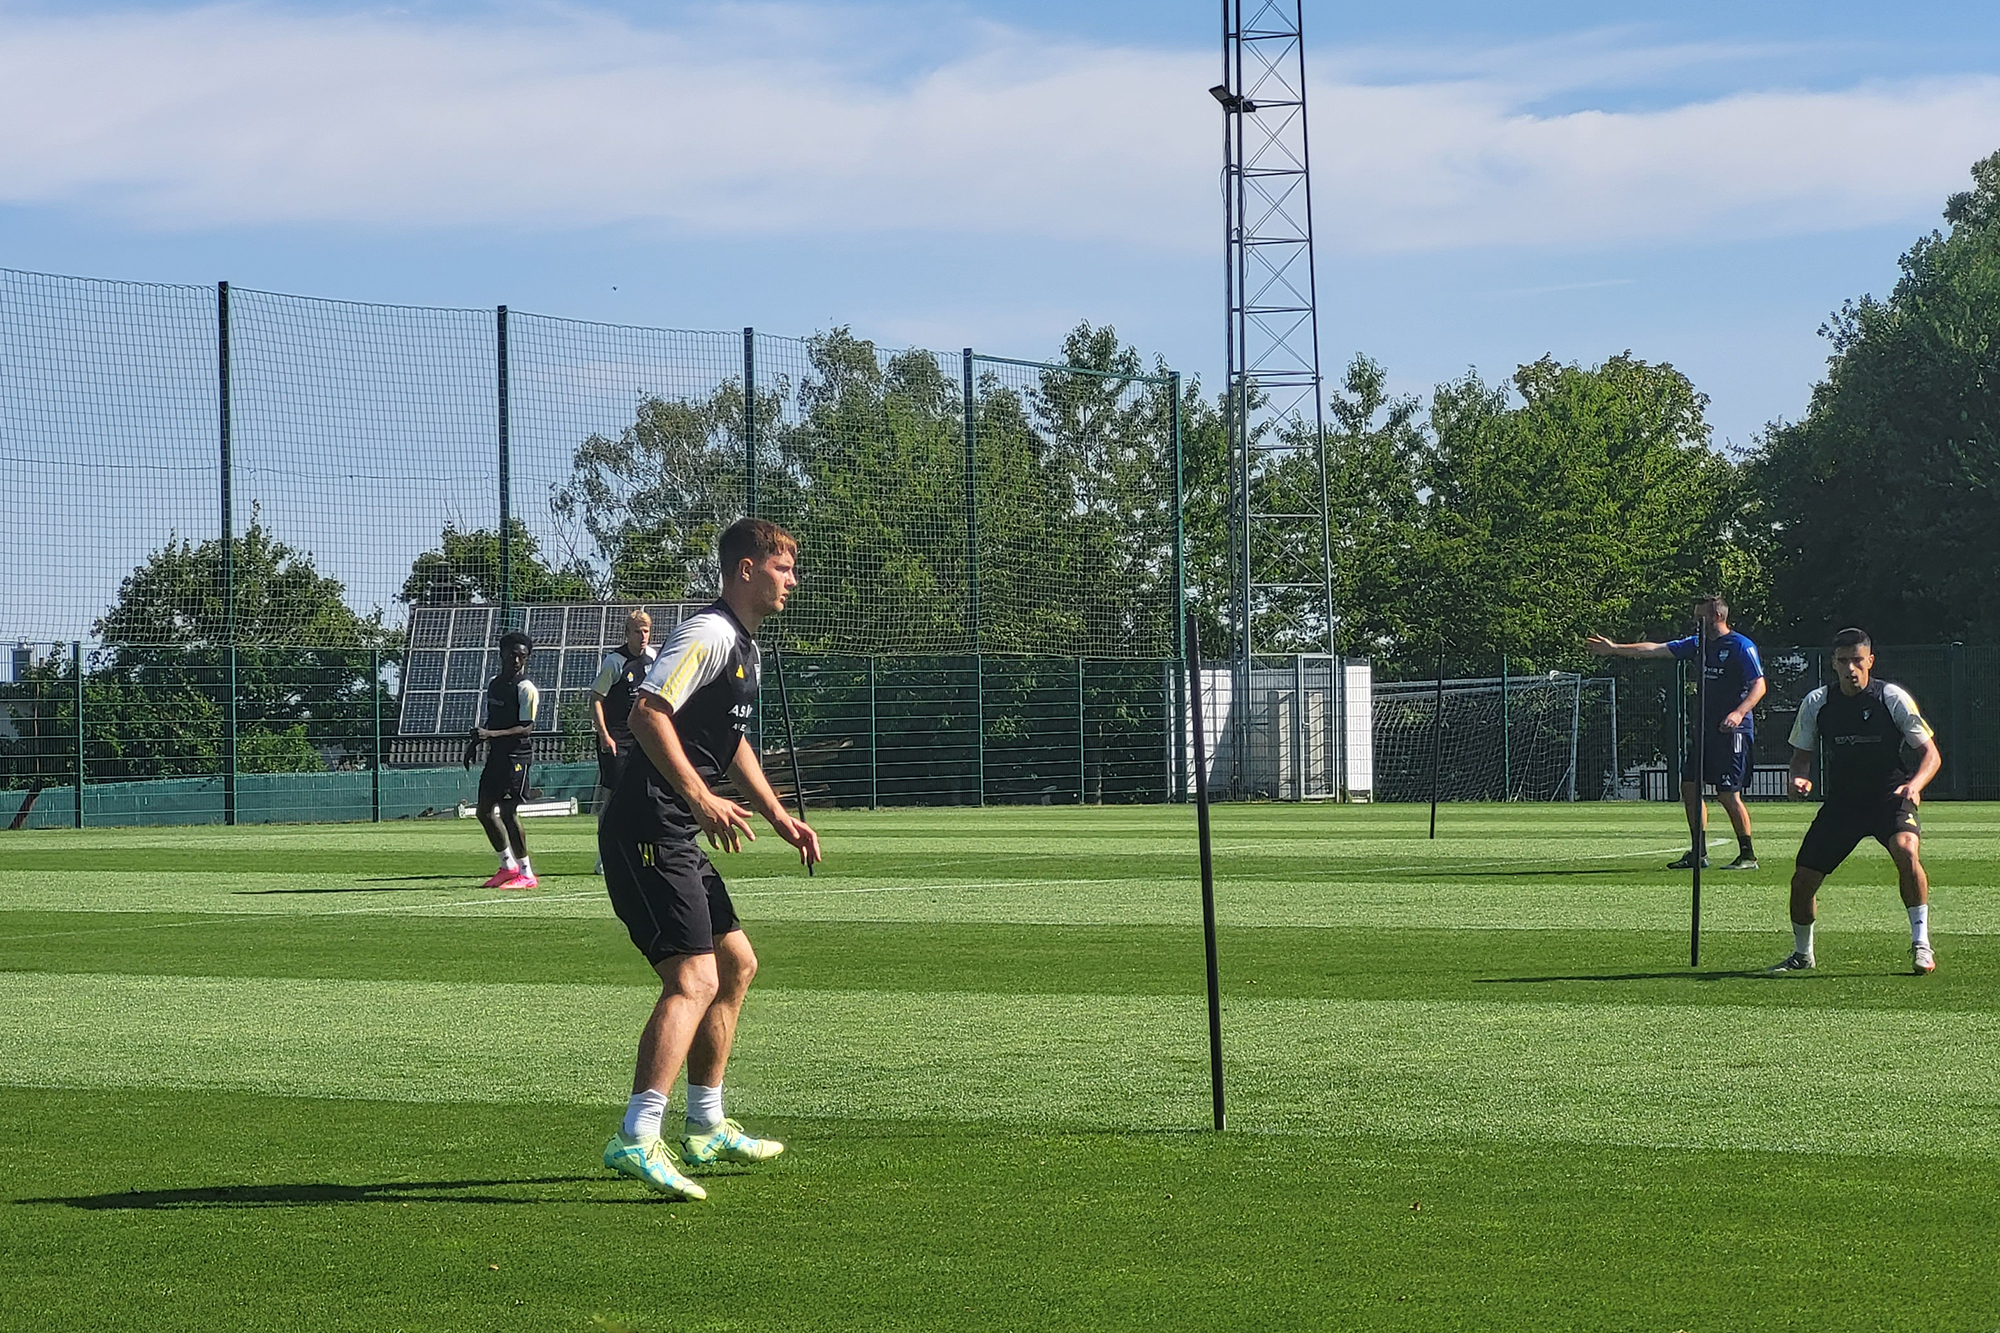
[1413,353,1742,674]
[1748,150,2000,643]
[400,520,595,607]
[548,387,751,602]
[79,519,395,777]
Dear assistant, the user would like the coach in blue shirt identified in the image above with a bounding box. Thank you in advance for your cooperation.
[1588,594,1768,870]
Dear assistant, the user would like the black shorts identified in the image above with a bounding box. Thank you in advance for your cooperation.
[600,822,740,963]
[478,756,531,807]
[1681,726,1753,793]
[596,742,627,793]
[1797,797,1921,875]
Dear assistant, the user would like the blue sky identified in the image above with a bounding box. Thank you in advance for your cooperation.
[4,0,2000,448]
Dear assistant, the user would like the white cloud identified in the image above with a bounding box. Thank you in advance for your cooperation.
[0,4,1995,254]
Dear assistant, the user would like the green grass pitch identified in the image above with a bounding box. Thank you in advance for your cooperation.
[3,801,1998,1331]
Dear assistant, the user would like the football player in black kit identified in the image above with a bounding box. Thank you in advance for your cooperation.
[1770,628,1942,976]
[475,630,541,890]
[599,518,820,1201]
[589,607,655,873]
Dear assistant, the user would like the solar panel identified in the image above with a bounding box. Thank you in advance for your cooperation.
[397,602,702,736]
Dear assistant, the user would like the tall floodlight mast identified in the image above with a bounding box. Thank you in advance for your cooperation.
[1213,0,1336,796]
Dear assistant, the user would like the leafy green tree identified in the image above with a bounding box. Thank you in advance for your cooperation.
[548,386,753,601]
[76,520,395,777]
[400,519,595,607]
[763,328,971,655]
[1413,353,1741,674]
[1748,150,2000,643]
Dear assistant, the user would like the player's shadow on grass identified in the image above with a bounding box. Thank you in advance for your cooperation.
[1449,865,1689,878]
[233,878,467,895]
[17,1175,635,1210]
[1477,968,1784,984]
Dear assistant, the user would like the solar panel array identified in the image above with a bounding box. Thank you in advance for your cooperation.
[397,603,701,737]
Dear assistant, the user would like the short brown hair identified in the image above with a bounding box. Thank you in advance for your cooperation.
[1695,593,1728,619]
[719,517,797,578]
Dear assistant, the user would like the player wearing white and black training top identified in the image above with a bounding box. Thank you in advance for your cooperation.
[597,518,820,1202]
[475,630,541,890]
[589,608,656,872]
[1770,627,1943,976]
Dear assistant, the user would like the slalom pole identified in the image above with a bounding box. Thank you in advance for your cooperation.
[1690,610,1708,967]
[1428,647,1445,839]
[1184,612,1225,1132]
[772,646,813,878]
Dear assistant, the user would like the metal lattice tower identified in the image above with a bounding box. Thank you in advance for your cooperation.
[1214,0,1335,684]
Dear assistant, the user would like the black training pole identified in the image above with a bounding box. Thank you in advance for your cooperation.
[1428,648,1446,839]
[1184,612,1225,1132]
[1690,611,1708,967]
[772,647,813,878]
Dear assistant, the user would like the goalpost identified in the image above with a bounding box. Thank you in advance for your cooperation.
[1372,672,1619,803]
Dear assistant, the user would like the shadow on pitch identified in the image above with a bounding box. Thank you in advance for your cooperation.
[1477,968,1789,984]
[16,1175,642,1210]
[232,878,469,896]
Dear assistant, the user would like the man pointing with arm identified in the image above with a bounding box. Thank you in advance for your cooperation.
[1587,594,1767,870]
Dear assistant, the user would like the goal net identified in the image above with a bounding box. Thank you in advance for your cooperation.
[1372,673,1618,802]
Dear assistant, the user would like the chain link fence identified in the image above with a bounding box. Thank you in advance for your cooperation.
[2,268,1185,827]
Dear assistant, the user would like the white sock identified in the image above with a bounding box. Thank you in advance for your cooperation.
[686,1083,724,1131]
[518,857,533,876]
[623,1088,668,1140]
[1793,921,1815,958]
[1910,904,1930,947]
[499,850,520,872]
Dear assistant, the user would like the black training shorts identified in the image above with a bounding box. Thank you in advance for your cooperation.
[600,823,741,963]
[1796,795,1920,875]
[478,756,531,807]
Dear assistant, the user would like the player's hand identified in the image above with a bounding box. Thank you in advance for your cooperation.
[693,791,757,853]
[474,727,493,741]
[1893,782,1921,809]
[1790,774,1812,799]
[775,814,821,867]
[1584,635,1616,656]
[1723,709,1749,731]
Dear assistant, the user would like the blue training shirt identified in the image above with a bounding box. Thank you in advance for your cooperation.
[1667,631,1763,735]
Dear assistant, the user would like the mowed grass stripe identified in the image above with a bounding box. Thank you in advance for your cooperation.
[5,869,1996,934]
[7,971,1998,1157]
[4,913,1995,1011]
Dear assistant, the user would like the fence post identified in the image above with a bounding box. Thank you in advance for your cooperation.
[1500,654,1510,800]
[1608,674,1620,799]
[1170,370,1186,647]
[963,349,984,806]
[224,643,239,825]
[1333,653,1347,800]
[1291,654,1306,800]
[371,647,383,823]
[743,327,757,518]
[1668,658,1683,803]
[1077,657,1087,805]
[496,306,511,623]
[1170,371,1187,805]
[1948,641,1966,799]
[867,656,878,811]
[72,641,84,829]
[1568,672,1582,801]
[218,281,238,827]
